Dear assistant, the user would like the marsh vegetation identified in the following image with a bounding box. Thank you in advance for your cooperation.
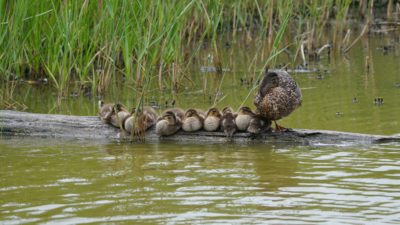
[0,0,399,133]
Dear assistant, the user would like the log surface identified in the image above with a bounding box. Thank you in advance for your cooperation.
[1,110,399,146]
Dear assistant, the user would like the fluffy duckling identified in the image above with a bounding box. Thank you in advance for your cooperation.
[182,108,205,132]
[124,106,158,134]
[156,111,183,136]
[235,106,255,131]
[254,69,302,131]
[112,103,130,128]
[247,115,271,134]
[204,107,222,131]
[221,107,237,138]
[98,100,114,124]
[160,108,185,120]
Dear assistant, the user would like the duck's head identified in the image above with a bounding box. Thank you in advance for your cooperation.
[114,103,126,112]
[238,106,253,115]
[163,111,177,124]
[259,71,280,96]
[98,100,105,108]
[206,107,221,118]
[222,106,233,115]
[185,108,198,117]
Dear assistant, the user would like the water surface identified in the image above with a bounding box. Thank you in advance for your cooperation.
[1,25,400,225]
[1,138,400,224]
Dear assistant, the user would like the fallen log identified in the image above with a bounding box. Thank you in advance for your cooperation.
[1,110,399,146]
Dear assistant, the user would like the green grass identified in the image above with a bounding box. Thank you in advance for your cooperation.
[0,0,391,110]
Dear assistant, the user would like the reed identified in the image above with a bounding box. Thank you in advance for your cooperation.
[0,0,395,110]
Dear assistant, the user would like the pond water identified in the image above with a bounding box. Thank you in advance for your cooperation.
[1,138,400,224]
[1,32,400,223]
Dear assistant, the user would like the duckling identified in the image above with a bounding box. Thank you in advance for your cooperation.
[124,106,158,134]
[155,111,183,136]
[247,115,271,134]
[160,107,185,121]
[112,103,131,128]
[182,108,205,132]
[98,100,114,124]
[235,106,255,131]
[204,107,222,131]
[254,69,302,131]
[221,107,237,138]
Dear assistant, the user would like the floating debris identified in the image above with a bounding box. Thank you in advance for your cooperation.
[336,112,344,117]
[374,97,384,105]
[200,66,231,73]
[25,78,48,85]
[376,45,395,54]
[273,68,322,74]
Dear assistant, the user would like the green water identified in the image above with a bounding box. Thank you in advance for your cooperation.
[1,34,400,223]
[1,138,400,224]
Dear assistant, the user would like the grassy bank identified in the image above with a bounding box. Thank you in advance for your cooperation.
[0,0,397,109]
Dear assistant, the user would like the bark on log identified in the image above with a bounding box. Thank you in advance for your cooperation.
[1,110,399,146]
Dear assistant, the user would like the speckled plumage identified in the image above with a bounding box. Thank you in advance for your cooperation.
[221,107,237,138]
[98,101,130,128]
[254,70,302,121]
[247,115,271,134]
[124,106,158,134]
[204,108,222,132]
[182,109,205,132]
[156,111,182,136]
[235,106,255,131]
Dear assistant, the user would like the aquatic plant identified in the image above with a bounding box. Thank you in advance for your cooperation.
[0,0,397,110]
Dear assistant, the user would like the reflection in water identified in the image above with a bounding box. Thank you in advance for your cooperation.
[1,138,400,224]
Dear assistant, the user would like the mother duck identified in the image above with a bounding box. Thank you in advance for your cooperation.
[254,69,302,131]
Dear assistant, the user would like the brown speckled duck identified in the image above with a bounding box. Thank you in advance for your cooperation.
[221,107,237,138]
[254,70,302,131]
[156,109,183,136]
[182,109,205,132]
[204,107,222,131]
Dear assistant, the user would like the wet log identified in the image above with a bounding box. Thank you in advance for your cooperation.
[1,110,399,146]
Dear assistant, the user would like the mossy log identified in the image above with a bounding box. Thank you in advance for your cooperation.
[1,110,399,146]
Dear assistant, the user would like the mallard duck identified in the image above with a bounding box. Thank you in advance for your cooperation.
[254,70,302,131]
[204,107,222,131]
[111,103,130,128]
[124,106,158,134]
[235,106,255,131]
[182,108,205,132]
[156,110,183,136]
[221,107,237,138]
[247,115,271,134]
